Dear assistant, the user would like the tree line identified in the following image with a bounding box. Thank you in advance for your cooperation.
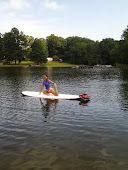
[0,26,128,65]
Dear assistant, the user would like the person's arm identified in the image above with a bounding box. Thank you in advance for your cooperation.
[49,80,55,85]
[39,82,44,94]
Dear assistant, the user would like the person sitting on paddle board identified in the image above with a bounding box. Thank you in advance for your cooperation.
[39,75,59,96]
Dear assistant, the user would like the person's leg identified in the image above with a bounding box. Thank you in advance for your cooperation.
[50,84,59,96]
[54,83,59,96]
[43,89,49,96]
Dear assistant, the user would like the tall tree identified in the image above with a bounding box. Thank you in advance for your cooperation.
[92,41,102,64]
[30,38,48,64]
[119,25,128,64]
[23,35,34,59]
[3,32,14,64]
[99,38,115,65]
[57,37,67,58]
[3,27,26,64]
[121,25,128,40]
[64,36,95,65]
[0,33,4,61]
[64,36,84,63]
[46,34,66,57]
[119,40,128,64]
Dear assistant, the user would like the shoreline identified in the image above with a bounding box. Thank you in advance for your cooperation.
[0,61,77,68]
[0,64,77,68]
[0,64,127,69]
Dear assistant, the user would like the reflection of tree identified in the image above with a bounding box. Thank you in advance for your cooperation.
[39,98,58,121]
[119,70,128,112]
[120,69,128,81]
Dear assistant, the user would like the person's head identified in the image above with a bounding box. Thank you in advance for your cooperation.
[44,74,48,80]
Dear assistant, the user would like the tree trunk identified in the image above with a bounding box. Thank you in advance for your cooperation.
[15,60,16,65]
[19,59,21,64]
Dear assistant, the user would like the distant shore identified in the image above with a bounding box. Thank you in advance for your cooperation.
[0,61,128,69]
[0,61,77,67]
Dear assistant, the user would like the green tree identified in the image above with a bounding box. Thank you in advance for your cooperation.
[53,55,59,61]
[92,41,102,64]
[64,36,95,65]
[110,41,120,65]
[119,25,128,64]
[0,33,4,61]
[24,35,34,59]
[99,38,115,65]
[3,27,26,64]
[46,34,60,57]
[119,40,128,64]
[30,38,48,64]
[70,42,87,64]
[86,41,96,65]
[121,25,128,40]
[46,34,66,58]
[57,37,67,58]
[3,32,14,64]
[64,36,84,63]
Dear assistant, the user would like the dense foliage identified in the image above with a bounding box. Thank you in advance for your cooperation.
[30,38,48,64]
[3,28,27,64]
[0,26,128,65]
[0,33,4,61]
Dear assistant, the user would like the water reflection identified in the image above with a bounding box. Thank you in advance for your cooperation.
[120,69,128,80]
[39,98,58,121]
[119,69,128,112]
[1,67,128,169]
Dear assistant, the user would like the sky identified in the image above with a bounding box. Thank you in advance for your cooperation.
[0,0,128,41]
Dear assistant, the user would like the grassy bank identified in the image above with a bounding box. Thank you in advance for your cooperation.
[116,63,128,69]
[0,61,77,67]
[41,61,77,67]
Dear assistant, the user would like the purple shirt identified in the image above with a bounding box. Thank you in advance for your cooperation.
[43,79,50,89]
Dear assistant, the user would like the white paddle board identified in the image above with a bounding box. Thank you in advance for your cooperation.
[22,91,80,100]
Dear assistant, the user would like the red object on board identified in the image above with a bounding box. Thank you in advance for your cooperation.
[79,93,90,99]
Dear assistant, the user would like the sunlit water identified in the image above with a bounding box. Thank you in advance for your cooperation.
[0,67,128,170]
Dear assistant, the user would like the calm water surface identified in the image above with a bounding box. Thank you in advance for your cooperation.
[0,67,128,170]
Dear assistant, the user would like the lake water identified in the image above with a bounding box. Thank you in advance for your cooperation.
[0,67,128,170]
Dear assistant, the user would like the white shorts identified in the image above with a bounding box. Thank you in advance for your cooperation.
[47,88,53,93]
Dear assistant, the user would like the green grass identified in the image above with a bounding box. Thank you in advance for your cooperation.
[42,61,77,67]
[0,60,34,67]
[0,61,77,67]
[10,61,34,65]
